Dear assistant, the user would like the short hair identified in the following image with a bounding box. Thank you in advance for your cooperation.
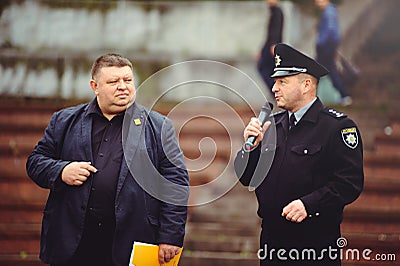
[297,73,319,89]
[91,53,133,80]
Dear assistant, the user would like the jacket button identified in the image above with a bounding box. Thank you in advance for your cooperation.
[304,149,308,154]
[315,212,320,216]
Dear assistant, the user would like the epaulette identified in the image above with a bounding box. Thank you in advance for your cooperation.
[322,107,347,119]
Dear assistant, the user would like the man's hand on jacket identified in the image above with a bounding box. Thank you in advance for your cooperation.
[61,161,97,186]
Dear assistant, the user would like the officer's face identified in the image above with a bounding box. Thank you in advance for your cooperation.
[90,66,136,119]
[272,75,304,112]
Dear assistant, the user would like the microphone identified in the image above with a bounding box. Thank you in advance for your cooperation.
[245,102,273,147]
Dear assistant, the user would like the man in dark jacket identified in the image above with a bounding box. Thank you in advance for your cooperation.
[26,53,189,266]
[257,0,284,96]
[235,43,363,265]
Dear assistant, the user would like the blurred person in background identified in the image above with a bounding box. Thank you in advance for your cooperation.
[315,0,352,106]
[257,0,284,99]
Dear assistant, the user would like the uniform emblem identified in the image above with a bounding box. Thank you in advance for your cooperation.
[341,127,358,149]
[275,54,282,66]
[133,118,141,125]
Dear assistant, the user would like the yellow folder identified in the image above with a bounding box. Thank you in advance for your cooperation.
[129,242,182,266]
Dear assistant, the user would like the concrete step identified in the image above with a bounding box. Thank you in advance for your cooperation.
[0,179,48,205]
[188,160,229,186]
[0,208,43,224]
[0,254,46,266]
[341,232,400,255]
[364,152,400,177]
[184,234,257,253]
[0,223,40,255]
[179,135,242,162]
[0,241,40,258]
[0,157,29,180]
[186,222,260,238]
[172,115,247,138]
[0,112,52,134]
[362,174,400,194]
[0,223,40,241]
[374,132,400,157]
[0,134,41,157]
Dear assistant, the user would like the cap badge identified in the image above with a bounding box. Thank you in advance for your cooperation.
[275,54,282,67]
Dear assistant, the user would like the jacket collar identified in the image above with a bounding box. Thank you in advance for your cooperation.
[275,97,324,131]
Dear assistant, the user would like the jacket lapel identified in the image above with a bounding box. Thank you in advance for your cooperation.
[116,103,147,197]
[81,105,94,162]
[275,111,289,135]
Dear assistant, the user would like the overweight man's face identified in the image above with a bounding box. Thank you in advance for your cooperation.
[90,66,136,118]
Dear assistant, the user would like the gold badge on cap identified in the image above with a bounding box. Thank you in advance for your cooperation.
[133,118,141,126]
[275,54,282,66]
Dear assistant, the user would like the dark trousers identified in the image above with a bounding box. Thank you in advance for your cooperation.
[316,42,349,98]
[52,212,116,266]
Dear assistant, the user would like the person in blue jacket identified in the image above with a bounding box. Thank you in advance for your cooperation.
[26,53,189,266]
[315,0,352,106]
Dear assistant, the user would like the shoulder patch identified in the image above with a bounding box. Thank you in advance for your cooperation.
[341,127,358,149]
[323,108,347,119]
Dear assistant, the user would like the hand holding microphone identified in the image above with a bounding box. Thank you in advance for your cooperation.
[244,102,273,148]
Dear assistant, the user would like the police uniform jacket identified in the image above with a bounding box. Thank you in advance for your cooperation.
[234,98,364,246]
[26,100,189,265]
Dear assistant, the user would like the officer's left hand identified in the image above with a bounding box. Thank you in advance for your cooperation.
[282,199,307,223]
[158,244,181,265]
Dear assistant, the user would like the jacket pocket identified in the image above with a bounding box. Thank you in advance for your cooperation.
[291,143,321,156]
[288,143,322,188]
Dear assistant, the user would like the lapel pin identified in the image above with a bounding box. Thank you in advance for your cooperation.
[133,118,141,126]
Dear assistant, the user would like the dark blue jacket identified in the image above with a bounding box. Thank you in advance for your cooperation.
[26,100,189,265]
[316,3,340,48]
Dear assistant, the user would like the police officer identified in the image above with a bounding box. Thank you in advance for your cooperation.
[234,43,364,265]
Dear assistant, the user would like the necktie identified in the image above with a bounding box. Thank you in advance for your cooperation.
[289,114,296,130]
